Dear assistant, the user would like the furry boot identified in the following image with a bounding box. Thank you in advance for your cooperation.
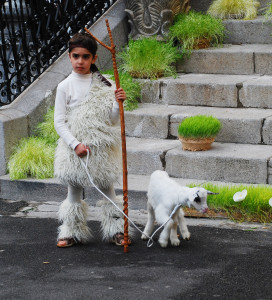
[57,198,92,243]
[100,195,134,241]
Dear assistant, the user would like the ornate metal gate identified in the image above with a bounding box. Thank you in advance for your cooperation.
[0,0,117,106]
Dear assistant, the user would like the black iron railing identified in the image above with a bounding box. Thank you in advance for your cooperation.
[0,0,117,106]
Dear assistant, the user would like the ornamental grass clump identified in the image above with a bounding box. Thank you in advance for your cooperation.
[264,2,272,20]
[8,108,58,180]
[189,183,272,223]
[178,115,222,139]
[208,0,260,20]
[8,137,55,180]
[36,107,59,144]
[118,37,181,79]
[168,11,225,54]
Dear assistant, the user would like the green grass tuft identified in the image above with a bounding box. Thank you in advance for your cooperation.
[36,107,59,144]
[168,11,225,54]
[208,0,260,20]
[103,70,141,111]
[8,137,55,180]
[189,183,272,223]
[118,37,181,79]
[178,115,222,139]
[264,2,272,19]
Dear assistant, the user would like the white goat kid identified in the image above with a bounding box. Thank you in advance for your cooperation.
[141,170,216,248]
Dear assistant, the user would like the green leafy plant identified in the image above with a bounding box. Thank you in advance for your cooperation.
[178,115,222,139]
[8,137,55,180]
[189,183,272,223]
[208,0,260,20]
[118,37,181,79]
[103,70,141,111]
[168,11,225,54]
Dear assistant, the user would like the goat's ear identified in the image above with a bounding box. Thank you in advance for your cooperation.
[207,190,219,195]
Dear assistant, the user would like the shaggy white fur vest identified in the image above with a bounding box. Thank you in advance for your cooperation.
[54,73,121,188]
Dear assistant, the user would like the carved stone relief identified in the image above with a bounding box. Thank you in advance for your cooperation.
[125,0,191,39]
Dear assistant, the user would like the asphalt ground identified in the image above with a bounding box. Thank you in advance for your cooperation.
[1,216,272,300]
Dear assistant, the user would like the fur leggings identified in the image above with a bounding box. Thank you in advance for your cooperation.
[57,183,125,243]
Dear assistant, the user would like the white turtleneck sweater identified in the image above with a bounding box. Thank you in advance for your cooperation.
[54,71,120,150]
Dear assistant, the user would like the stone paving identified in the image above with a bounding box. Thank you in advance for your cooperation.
[3,199,271,235]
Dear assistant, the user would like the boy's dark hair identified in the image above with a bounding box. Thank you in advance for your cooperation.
[68,32,112,87]
[68,33,97,56]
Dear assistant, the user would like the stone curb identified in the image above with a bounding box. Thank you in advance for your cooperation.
[7,200,272,233]
[2,172,263,204]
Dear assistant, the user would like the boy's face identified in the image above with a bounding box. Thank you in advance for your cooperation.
[69,47,97,74]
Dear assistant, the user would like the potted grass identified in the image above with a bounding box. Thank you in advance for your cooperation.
[207,0,260,20]
[177,115,222,151]
[168,10,225,54]
[118,37,181,79]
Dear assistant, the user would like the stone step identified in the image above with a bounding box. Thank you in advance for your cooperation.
[177,44,272,75]
[126,137,272,184]
[125,103,272,145]
[139,73,272,109]
[223,17,272,45]
[0,173,260,210]
[0,173,211,211]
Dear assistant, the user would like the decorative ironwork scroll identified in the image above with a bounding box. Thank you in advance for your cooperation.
[0,0,117,106]
[125,0,191,39]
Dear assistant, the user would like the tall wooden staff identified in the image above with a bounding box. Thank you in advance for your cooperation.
[85,20,129,253]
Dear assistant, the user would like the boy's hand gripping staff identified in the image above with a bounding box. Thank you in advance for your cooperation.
[85,20,129,253]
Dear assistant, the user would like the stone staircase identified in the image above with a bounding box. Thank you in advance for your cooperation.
[1,16,272,206]
[124,17,272,186]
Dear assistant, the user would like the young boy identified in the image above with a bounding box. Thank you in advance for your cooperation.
[54,32,131,247]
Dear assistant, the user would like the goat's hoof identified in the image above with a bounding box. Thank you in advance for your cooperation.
[171,239,180,247]
[182,232,191,240]
[141,233,148,240]
[158,240,168,248]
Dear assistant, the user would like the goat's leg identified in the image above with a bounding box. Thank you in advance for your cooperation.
[158,219,173,248]
[170,215,180,246]
[141,202,155,240]
[155,209,173,248]
[178,209,191,240]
